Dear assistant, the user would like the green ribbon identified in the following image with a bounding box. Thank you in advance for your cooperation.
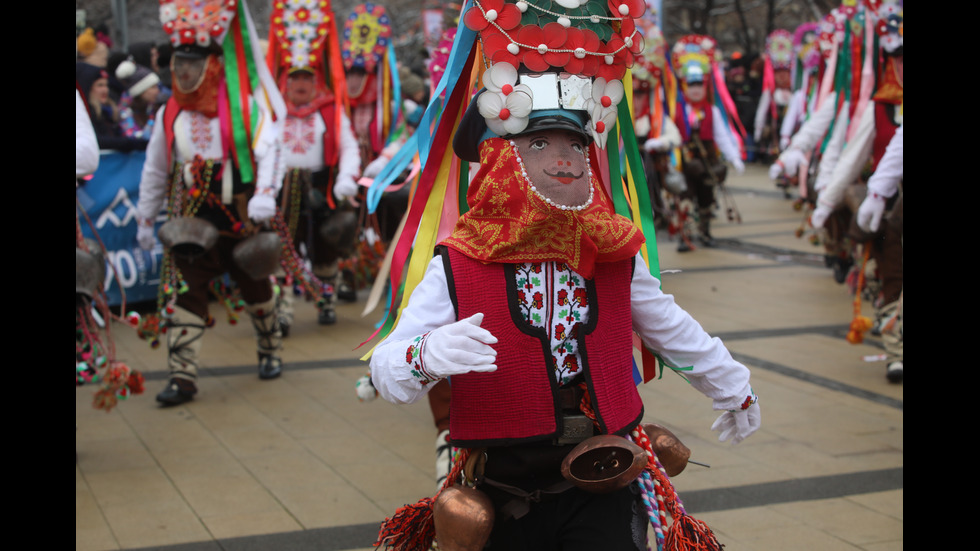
[221,1,261,184]
[616,100,660,278]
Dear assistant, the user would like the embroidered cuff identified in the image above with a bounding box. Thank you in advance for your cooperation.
[406,332,439,386]
[729,389,759,412]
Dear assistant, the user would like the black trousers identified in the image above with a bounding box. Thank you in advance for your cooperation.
[477,444,646,551]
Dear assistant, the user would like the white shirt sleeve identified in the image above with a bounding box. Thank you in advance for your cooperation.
[812,100,851,193]
[369,255,458,405]
[782,94,837,156]
[136,103,172,223]
[630,254,752,410]
[250,95,285,197]
[816,101,875,211]
[337,111,362,182]
[780,89,805,143]
[754,90,771,143]
[659,114,682,151]
[76,89,99,178]
[866,123,902,198]
[710,106,742,164]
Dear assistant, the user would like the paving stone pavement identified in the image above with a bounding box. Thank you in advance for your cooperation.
[76,163,902,551]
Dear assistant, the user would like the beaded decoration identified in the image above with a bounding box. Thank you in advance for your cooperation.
[463,0,646,80]
[76,200,145,412]
[510,140,594,211]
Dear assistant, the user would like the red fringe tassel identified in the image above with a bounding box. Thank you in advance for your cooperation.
[375,448,471,550]
[375,496,436,551]
[664,514,725,551]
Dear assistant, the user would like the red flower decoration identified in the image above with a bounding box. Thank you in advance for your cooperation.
[597,38,627,81]
[482,27,522,69]
[463,0,522,32]
[619,17,644,57]
[518,23,570,72]
[607,0,645,19]
[563,27,601,77]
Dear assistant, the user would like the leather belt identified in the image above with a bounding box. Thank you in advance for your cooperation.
[557,385,584,411]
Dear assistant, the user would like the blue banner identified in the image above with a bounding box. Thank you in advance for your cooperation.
[76,151,165,307]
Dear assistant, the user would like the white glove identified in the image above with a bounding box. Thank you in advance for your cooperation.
[856,192,886,233]
[362,156,387,180]
[810,203,833,229]
[420,313,498,380]
[247,193,277,223]
[644,137,665,152]
[732,157,745,175]
[136,222,156,251]
[333,174,360,201]
[711,401,761,445]
[768,162,784,181]
[772,148,806,180]
[779,136,791,151]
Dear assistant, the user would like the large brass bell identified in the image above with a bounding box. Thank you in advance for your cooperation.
[560,434,647,493]
[317,209,358,257]
[232,231,282,280]
[432,485,495,551]
[157,217,219,258]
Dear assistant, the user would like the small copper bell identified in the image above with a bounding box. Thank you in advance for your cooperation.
[560,435,647,493]
[642,423,692,477]
[432,485,495,551]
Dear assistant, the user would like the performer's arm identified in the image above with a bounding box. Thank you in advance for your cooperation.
[630,254,753,411]
[136,103,171,223]
[369,256,459,405]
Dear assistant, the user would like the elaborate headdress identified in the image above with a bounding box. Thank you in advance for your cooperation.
[266,0,349,110]
[867,0,903,106]
[765,30,794,73]
[670,34,746,155]
[342,3,392,74]
[793,22,821,72]
[341,3,404,159]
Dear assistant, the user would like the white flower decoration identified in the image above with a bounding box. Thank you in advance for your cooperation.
[478,63,533,136]
[160,3,177,23]
[585,77,624,149]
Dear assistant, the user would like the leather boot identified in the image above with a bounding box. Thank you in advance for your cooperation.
[246,298,283,380]
[157,306,205,405]
[697,207,716,247]
[317,277,338,326]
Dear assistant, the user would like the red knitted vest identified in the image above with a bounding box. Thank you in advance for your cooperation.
[444,248,644,448]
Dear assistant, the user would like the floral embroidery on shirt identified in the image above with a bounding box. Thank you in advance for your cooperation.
[515,262,589,385]
[283,114,317,155]
[189,111,214,151]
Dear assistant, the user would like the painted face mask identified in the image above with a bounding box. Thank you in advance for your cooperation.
[512,129,593,211]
